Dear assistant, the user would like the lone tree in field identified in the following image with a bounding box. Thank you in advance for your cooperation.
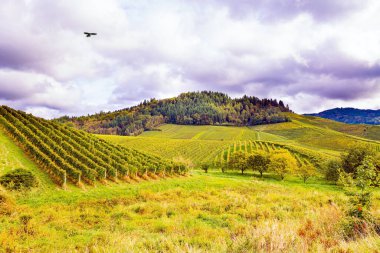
[248,151,269,177]
[201,163,210,173]
[230,151,249,174]
[296,164,317,183]
[268,150,298,180]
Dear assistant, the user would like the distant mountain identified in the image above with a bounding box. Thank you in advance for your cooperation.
[56,91,291,136]
[306,108,380,125]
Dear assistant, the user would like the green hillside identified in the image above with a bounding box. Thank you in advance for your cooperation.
[292,113,380,141]
[252,113,380,151]
[100,113,380,166]
[57,91,290,135]
[140,124,286,141]
[0,106,185,187]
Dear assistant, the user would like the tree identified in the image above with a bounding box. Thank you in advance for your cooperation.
[268,150,298,180]
[338,156,377,239]
[201,163,210,173]
[229,151,249,174]
[341,145,375,175]
[296,164,317,183]
[324,159,341,182]
[248,151,269,177]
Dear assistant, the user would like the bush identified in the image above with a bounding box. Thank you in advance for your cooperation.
[341,145,375,175]
[201,163,210,173]
[0,168,39,190]
[324,160,341,182]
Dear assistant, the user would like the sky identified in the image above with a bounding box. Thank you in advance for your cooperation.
[0,0,380,118]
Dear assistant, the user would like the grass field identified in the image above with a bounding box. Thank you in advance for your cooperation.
[2,170,379,252]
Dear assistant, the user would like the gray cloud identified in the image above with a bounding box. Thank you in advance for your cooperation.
[0,0,379,117]
[216,0,369,21]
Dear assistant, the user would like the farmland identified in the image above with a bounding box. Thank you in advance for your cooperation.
[99,113,380,166]
[1,109,380,252]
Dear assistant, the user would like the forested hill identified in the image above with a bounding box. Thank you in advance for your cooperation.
[306,108,380,125]
[57,91,291,136]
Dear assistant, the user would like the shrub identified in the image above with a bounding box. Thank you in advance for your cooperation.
[341,145,375,175]
[201,163,210,173]
[0,168,39,190]
[338,156,378,239]
[324,160,341,182]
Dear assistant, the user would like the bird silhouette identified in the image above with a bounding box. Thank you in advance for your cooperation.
[84,32,97,37]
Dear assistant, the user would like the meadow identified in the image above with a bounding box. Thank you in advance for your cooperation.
[2,170,380,252]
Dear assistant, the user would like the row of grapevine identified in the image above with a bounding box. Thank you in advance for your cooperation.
[0,106,186,187]
[215,140,323,169]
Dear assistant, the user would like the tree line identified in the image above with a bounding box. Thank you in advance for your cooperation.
[203,149,317,183]
[57,91,291,136]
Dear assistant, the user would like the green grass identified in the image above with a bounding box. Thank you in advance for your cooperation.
[252,113,380,152]
[141,124,286,142]
[2,171,379,252]
[0,130,55,190]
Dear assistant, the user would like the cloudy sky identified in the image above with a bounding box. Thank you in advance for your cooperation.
[0,0,380,118]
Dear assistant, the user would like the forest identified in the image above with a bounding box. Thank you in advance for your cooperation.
[57,91,290,135]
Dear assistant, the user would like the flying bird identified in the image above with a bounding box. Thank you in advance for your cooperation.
[84,32,97,37]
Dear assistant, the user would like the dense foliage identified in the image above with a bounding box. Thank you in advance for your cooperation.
[307,107,380,125]
[0,106,186,186]
[0,168,38,190]
[57,91,290,135]
[324,146,380,187]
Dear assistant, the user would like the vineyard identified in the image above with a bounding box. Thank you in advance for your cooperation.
[99,135,231,165]
[0,106,186,187]
[214,140,326,169]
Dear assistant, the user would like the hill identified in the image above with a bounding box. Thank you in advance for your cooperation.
[306,107,380,125]
[99,113,380,167]
[0,106,184,187]
[56,91,290,136]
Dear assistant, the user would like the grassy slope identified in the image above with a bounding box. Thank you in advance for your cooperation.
[100,114,380,165]
[296,114,380,141]
[141,124,286,142]
[0,130,56,190]
[1,171,379,252]
[252,113,380,151]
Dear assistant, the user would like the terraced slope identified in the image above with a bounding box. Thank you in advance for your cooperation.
[0,106,185,187]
